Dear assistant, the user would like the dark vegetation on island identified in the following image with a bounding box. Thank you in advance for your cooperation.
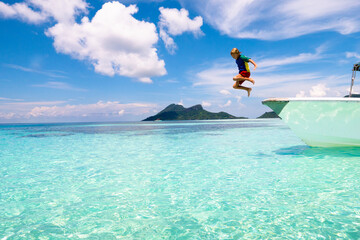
[143,104,279,121]
[257,111,279,119]
[143,104,246,121]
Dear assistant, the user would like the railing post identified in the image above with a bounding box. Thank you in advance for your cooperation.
[349,63,360,98]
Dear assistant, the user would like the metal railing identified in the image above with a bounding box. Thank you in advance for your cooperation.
[349,62,360,97]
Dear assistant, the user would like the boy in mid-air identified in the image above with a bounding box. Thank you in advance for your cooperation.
[230,48,257,97]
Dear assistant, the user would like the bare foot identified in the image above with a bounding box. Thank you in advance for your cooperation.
[248,78,255,84]
[247,88,252,97]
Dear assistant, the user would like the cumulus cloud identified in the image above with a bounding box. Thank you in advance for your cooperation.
[219,89,231,95]
[1,1,166,82]
[295,84,331,97]
[0,100,157,122]
[38,101,154,118]
[201,101,211,107]
[220,100,231,108]
[309,83,329,97]
[46,2,166,82]
[295,91,306,98]
[158,7,203,53]
[0,0,87,24]
[0,2,46,23]
[179,0,360,40]
[30,0,88,23]
[0,112,16,119]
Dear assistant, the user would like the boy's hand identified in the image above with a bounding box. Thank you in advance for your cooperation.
[249,59,257,71]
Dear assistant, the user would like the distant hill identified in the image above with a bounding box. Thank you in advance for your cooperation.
[257,111,280,119]
[143,104,247,121]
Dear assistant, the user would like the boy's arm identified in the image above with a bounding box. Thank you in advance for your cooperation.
[249,59,257,71]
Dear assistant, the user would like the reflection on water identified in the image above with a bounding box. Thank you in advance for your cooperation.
[276,145,360,157]
[22,133,74,138]
[1,119,280,137]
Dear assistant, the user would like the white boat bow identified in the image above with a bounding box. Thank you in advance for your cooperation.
[262,97,360,147]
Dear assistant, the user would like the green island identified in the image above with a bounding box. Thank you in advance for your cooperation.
[143,104,279,121]
[143,104,246,121]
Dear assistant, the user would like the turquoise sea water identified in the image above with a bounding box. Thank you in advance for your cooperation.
[1,119,360,239]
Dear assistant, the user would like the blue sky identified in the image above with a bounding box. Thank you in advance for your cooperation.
[1,0,360,122]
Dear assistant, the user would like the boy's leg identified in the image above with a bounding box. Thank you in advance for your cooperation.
[233,84,252,97]
[233,74,255,84]
[233,80,245,89]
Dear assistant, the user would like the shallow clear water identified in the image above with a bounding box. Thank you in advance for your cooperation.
[1,119,360,239]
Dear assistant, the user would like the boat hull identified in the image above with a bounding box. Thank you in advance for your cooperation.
[262,98,360,147]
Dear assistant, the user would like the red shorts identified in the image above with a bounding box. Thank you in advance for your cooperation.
[240,71,250,78]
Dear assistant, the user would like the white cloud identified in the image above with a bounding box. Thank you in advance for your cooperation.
[30,0,88,23]
[0,2,47,23]
[158,7,203,53]
[179,0,360,40]
[159,29,177,54]
[32,81,86,91]
[120,0,164,2]
[220,100,231,108]
[193,65,233,87]
[0,100,157,122]
[0,97,23,101]
[257,46,325,72]
[0,0,87,24]
[1,1,166,82]
[234,96,245,108]
[295,84,331,97]
[201,101,211,107]
[219,89,231,95]
[0,112,15,119]
[4,64,67,78]
[46,2,166,82]
[346,52,360,59]
[159,7,203,36]
[235,96,242,102]
[26,101,154,118]
[309,83,329,97]
[295,91,306,98]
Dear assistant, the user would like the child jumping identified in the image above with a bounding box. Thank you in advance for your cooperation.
[230,48,257,97]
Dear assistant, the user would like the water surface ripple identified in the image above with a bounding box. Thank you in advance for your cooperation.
[1,120,359,239]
